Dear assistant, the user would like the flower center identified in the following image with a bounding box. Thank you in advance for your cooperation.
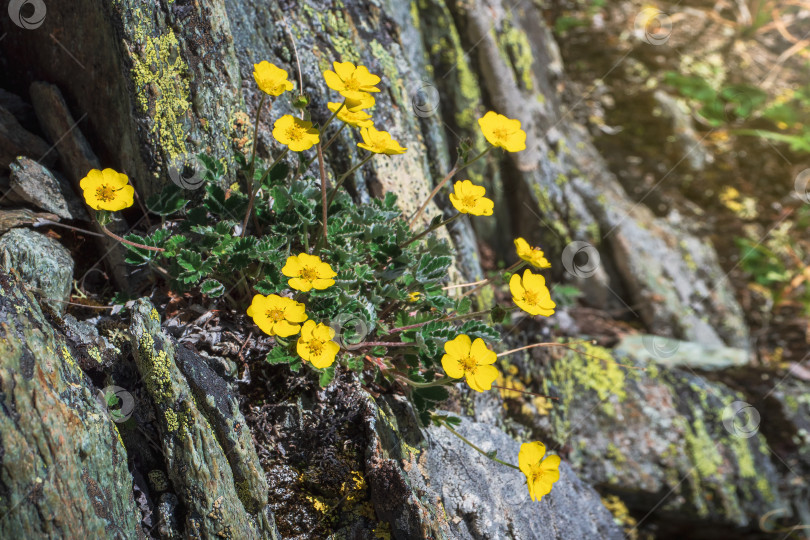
[461,195,478,208]
[308,339,324,356]
[524,290,539,305]
[95,184,117,202]
[493,127,511,142]
[286,125,305,142]
[460,355,477,373]
[343,75,361,91]
[531,468,545,484]
[300,266,319,281]
[265,309,285,322]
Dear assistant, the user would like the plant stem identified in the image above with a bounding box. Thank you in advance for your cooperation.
[326,153,373,206]
[322,122,347,152]
[496,341,590,357]
[101,225,165,252]
[490,384,559,400]
[346,341,415,350]
[460,260,527,298]
[400,213,461,248]
[317,142,328,248]
[241,147,289,237]
[247,94,267,190]
[386,308,492,335]
[408,146,493,228]
[435,417,520,470]
[395,375,454,388]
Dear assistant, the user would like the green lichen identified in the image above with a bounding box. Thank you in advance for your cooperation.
[138,333,174,405]
[128,6,191,162]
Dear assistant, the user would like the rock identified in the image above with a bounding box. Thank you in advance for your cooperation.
[128,299,278,539]
[27,82,129,290]
[653,90,712,172]
[8,157,87,220]
[0,105,54,168]
[0,89,38,132]
[0,271,142,537]
[507,343,788,534]
[615,334,750,371]
[0,228,73,314]
[0,208,60,233]
[28,82,100,184]
[424,414,624,539]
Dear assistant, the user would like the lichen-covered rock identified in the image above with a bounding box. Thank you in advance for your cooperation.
[0,228,73,314]
[615,334,750,371]
[128,299,278,539]
[424,414,624,540]
[507,343,786,533]
[0,271,141,537]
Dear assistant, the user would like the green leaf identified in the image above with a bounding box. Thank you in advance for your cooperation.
[319,365,336,387]
[415,254,452,283]
[414,386,450,403]
[200,279,225,298]
[146,184,188,216]
[266,346,297,365]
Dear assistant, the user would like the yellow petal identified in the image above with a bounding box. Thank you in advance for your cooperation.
[518,442,547,476]
[323,70,344,91]
[468,364,499,392]
[288,277,312,292]
[300,320,316,339]
[471,197,494,216]
[284,302,308,323]
[273,320,301,338]
[443,334,471,359]
[282,255,302,277]
[470,339,497,365]
[509,273,525,298]
[333,61,356,80]
[441,355,465,379]
[297,336,312,361]
[311,278,335,290]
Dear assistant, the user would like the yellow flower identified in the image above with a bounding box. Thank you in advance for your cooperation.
[510,269,556,316]
[407,291,421,303]
[518,442,561,502]
[448,180,494,216]
[328,102,374,128]
[273,115,320,152]
[246,294,308,337]
[357,126,407,155]
[514,238,551,269]
[253,61,294,96]
[478,111,527,152]
[282,253,337,292]
[344,94,376,111]
[441,334,499,392]
[297,320,340,369]
[79,168,135,211]
[323,61,381,101]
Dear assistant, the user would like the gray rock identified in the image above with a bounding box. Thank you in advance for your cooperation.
[0,105,54,168]
[128,299,278,539]
[0,89,38,132]
[9,156,87,220]
[0,271,142,538]
[615,334,750,370]
[425,415,624,540]
[0,228,73,314]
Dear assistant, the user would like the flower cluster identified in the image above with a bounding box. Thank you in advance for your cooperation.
[247,253,341,368]
[86,56,564,505]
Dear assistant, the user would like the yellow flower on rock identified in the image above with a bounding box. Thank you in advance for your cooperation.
[246,294,308,337]
[79,168,135,211]
[328,102,374,128]
[273,115,320,152]
[448,180,494,216]
[478,111,527,152]
[510,269,556,316]
[518,442,561,502]
[358,126,407,155]
[297,320,340,369]
[323,61,381,101]
[441,334,499,392]
[253,61,294,96]
[514,238,551,269]
[282,253,337,292]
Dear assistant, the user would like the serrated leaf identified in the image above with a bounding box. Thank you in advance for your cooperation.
[200,279,225,297]
[415,254,452,283]
[414,386,450,403]
[319,365,336,387]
